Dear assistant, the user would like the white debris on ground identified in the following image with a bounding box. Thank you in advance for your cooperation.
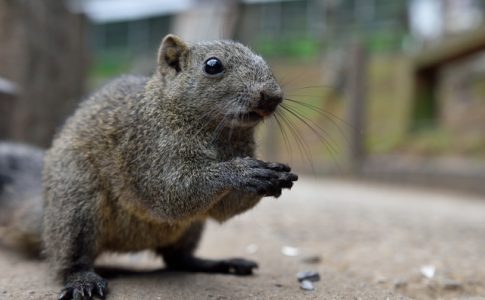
[420,265,436,279]
[281,246,300,257]
[245,244,258,254]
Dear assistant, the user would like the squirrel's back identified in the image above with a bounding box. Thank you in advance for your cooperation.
[54,75,148,148]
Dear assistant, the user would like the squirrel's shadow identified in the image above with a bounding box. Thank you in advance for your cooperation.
[96,266,176,279]
[95,265,256,280]
[94,265,260,299]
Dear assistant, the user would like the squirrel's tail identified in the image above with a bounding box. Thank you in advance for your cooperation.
[0,142,44,257]
[0,170,12,211]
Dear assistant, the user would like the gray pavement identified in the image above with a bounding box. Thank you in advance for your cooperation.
[1,178,485,299]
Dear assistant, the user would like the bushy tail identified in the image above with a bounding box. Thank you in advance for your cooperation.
[0,142,44,257]
[0,171,13,224]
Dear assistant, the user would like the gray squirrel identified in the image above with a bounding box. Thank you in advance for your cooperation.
[1,34,298,300]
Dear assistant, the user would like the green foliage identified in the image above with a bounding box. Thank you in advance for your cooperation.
[88,51,132,88]
[366,31,407,53]
[89,51,132,78]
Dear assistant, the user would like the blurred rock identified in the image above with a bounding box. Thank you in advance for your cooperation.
[299,280,315,291]
[393,279,407,289]
[297,271,320,283]
[441,278,463,290]
[301,255,322,264]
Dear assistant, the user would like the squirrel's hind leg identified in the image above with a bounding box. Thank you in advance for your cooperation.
[157,221,258,276]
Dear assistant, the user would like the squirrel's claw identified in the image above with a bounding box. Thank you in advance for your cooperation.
[58,288,70,300]
[58,272,107,300]
[96,280,107,299]
[234,157,298,198]
[222,258,259,276]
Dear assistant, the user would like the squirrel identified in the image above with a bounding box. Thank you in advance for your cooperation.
[2,34,298,300]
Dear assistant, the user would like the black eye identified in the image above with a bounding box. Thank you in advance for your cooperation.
[204,57,224,75]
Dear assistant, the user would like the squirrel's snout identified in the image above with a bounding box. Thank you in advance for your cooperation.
[254,91,282,116]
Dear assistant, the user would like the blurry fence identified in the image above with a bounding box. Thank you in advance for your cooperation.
[0,0,88,147]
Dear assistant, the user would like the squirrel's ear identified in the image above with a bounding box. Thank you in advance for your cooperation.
[158,34,189,74]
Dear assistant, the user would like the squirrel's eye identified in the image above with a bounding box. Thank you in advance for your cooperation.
[204,57,224,75]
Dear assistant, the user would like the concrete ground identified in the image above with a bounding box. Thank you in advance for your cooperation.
[1,178,485,299]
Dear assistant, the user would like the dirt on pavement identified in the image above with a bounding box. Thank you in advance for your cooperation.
[1,178,485,299]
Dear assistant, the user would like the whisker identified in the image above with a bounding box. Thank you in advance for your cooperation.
[193,91,241,140]
[212,100,240,143]
[192,108,224,137]
[209,114,229,145]
[284,93,330,98]
[284,98,353,128]
[280,103,341,152]
[277,108,315,173]
[282,102,349,149]
[283,98,353,147]
[273,111,292,159]
[279,104,342,173]
[285,85,336,91]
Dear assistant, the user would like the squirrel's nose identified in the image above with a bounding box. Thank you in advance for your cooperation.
[256,91,282,114]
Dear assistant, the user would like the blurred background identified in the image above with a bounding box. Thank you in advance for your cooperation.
[1,0,485,193]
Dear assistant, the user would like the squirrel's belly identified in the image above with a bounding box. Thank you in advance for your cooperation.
[96,193,192,253]
[98,217,190,253]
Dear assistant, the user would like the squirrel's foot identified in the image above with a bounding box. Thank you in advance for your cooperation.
[58,271,108,300]
[232,157,298,198]
[166,256,258,276]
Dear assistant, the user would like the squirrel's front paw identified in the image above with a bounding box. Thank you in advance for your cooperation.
[233,157,298,198]
[58,271,108,300]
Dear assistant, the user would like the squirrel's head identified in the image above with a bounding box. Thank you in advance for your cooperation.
[157,34,283,128]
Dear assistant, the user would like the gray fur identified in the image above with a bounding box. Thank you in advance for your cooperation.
[0,142,44,256]
[42,35,297,299]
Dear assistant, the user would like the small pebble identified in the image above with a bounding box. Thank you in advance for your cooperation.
[281,246,300,257]
[297,271,320,282]
[300,280,315,291]
[301,255,322,264]
[374,275,387,284]
[394,279,407,289]
[442,279,462,290]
